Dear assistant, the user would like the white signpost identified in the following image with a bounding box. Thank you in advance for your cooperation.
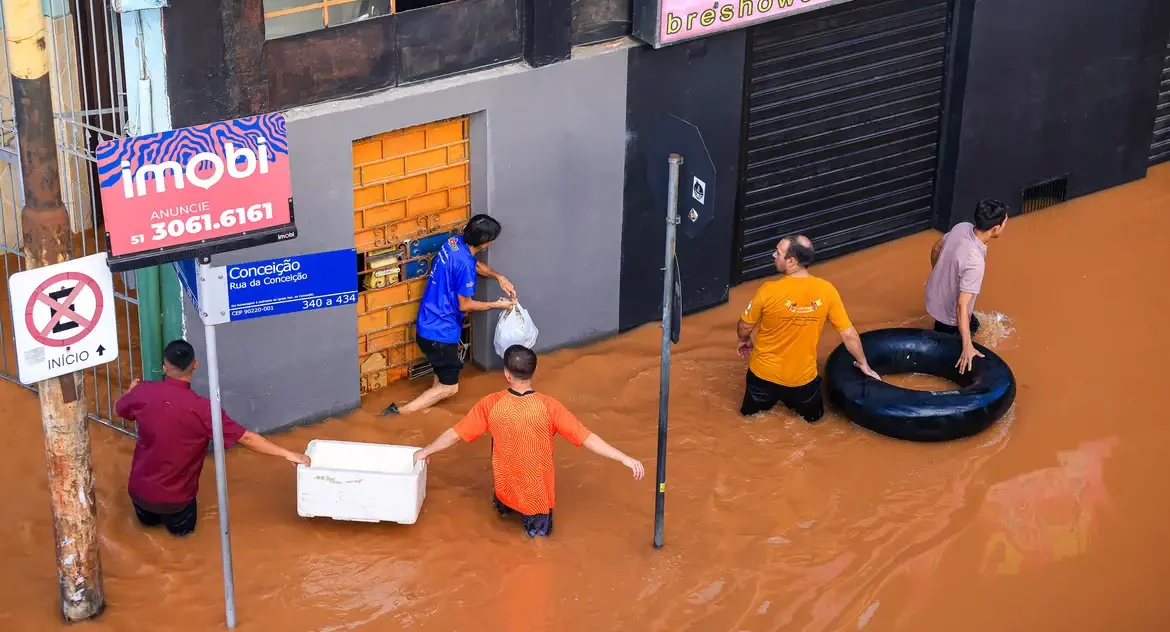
[9,252,120,384]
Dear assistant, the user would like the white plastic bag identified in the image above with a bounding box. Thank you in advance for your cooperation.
[494,303,539,358]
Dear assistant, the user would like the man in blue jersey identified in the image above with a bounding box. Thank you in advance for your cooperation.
[382,214,516,415]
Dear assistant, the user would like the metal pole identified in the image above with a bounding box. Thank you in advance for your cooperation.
[137,265,164,380]
[653,154,682,549]
[200,260,237,628]
[3,0,104,619]
[160,265,184,342]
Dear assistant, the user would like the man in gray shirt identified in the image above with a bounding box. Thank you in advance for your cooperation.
[925,199,1009,374]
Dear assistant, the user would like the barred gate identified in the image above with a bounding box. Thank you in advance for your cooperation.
[0,0,141,436]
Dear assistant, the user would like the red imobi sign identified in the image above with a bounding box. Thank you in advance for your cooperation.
[96,113,297,271]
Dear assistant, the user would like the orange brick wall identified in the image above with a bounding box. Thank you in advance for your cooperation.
[353,116,471,395]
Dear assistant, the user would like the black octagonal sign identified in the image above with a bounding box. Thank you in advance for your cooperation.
[645,113,717,240]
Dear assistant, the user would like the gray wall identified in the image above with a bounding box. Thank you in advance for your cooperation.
[182,46,630,433]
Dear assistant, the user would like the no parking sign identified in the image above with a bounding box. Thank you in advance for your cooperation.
[8,253,120,384]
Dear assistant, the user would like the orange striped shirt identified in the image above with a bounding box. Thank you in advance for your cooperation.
[453,389,592,515]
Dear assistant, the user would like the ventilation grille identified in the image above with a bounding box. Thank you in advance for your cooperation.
[408,360,434,380]
[1150,36,1170,166]
[1020,176,1068,214]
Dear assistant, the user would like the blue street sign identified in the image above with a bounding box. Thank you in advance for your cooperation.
[174,259,200,311]
[225,249,358,321]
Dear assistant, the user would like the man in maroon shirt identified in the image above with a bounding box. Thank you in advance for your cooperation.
[115,340,310,537]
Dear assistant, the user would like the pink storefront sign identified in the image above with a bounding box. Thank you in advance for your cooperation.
[633,0,854,48]
[96,112,298,272]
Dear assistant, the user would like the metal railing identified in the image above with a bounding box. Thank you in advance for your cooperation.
[0,0,141,437]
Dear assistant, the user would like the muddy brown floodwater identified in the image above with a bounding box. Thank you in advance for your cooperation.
[4,166,1170,632]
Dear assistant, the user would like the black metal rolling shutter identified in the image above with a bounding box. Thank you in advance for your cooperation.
[735,0,951,282]
[1151,34,1170,167]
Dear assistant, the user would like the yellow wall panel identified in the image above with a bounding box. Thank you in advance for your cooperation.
[354,228,379,253]
[407,279,426,300]
[364,201,407,227]
[366,326,406,352]
[387,302,420,327]
[365,284,409,311]
[407,190,449,217]
[383,130,426,157]
[354,184,384,209]
[428,164,467,190]
[449,184,469,207]
[435,206,470,228]
[383,216,430,242]
[405,148,447,174]
[385,174,427,201]
[361,158,405,184]
[353,139,382,165]
[427,121,464,147]
[354,115,471,396]
[386,345,407,367]
[357,309,387,334]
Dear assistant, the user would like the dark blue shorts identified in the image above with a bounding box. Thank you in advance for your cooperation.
[741,369,824,422]
[132,497,198,537]
[417,336,463,385]
[493,495,553,537]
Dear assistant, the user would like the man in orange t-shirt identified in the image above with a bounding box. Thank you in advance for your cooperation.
[736,235,881,422]
[413,345,644,537]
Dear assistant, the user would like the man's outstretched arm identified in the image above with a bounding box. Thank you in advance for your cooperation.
[413,428,462,464]
[237,431,311,466]
[582,434,644,479]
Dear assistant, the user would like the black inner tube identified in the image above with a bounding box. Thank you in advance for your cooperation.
[825,328,1016,442]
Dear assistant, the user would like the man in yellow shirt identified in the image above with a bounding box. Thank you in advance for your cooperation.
[736,235,881,421]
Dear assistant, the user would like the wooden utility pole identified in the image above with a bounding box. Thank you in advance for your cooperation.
[2,0,105,620]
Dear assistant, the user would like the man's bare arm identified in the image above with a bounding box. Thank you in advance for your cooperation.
[736,319,755,358]
[475,261,516,298]
[458,294,513,313]
[237,431,310,466]
[414,427,462,463]
[956,292,975,348]
[582,434,644,479]
[930,238,943,268]
[476,260,500,280]
[737,319,754,342]
[839,326,881,381]
[955,292,984,374]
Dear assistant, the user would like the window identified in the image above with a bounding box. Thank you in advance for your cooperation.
[263,0,392,40]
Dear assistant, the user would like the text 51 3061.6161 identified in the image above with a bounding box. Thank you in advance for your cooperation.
[127,202,277,246]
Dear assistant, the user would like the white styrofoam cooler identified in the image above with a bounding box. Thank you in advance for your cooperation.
[297,439,427,524]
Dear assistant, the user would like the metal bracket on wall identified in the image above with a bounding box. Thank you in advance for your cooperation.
[112,0,168,13]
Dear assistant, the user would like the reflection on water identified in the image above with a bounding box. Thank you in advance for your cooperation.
[980,438,1116,576]
[2,166,1169,631]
